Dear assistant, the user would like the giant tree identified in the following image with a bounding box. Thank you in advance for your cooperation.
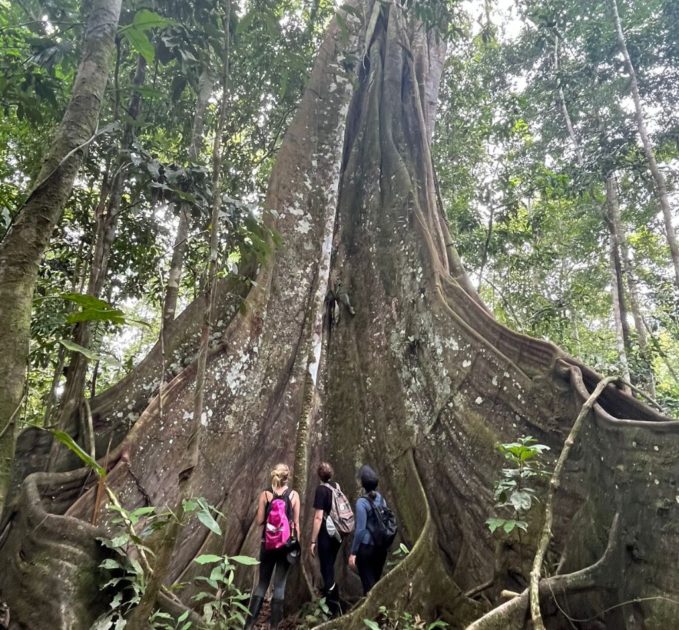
[0,2,677,629]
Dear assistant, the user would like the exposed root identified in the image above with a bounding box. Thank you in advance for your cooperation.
[467,514,621,630]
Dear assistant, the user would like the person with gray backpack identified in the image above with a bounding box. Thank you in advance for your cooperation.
[310,462,355,616]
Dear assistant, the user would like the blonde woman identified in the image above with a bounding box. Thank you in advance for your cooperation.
[244,463,301,629]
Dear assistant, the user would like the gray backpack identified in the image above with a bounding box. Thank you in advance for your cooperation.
[322,482,355,540]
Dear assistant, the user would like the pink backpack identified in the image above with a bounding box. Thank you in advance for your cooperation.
[264,489,292,550]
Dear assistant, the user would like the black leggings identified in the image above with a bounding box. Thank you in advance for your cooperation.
[317,530,341,593]
[253,548,291,600]
[356,543,387,595]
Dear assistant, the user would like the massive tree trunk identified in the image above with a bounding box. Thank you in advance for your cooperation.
[0,0,123,509]
[1,4,678,630]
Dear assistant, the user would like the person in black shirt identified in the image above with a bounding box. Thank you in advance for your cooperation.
[310,462,342,616]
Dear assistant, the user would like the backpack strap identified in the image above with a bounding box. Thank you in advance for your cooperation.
[321,482,336,516]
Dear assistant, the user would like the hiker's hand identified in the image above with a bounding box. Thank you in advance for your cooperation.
[348,554,356,570]
[310,543,316,557]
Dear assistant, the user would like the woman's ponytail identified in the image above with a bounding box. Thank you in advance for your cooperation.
[270,463,290,491]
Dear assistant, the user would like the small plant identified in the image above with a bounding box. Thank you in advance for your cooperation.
[149,609,193,630]
[386,542,410,569]
[191,553,258,627]
[298,596,332,626]
[363,605,448,630]
[91,495,230,629]
[486,436,550,536]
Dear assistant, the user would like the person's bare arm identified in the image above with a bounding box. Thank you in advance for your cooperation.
[310,508,323,557]
[292,491,301,533]
[256,491,268,526]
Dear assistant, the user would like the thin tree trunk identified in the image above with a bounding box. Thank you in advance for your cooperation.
[48,56,147,470]
[0,0,122,508]
[609,0,679,287]
[127,7,230,624]
[608,245,631,386]
[606,174,655,396]
[606,175,632,353]
[477,202,494,292]
[607,178,631,387]
[553,35,583,164]
[162,68,214,345]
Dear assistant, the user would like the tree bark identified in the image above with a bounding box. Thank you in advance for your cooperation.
[609,0,679,288]
[0,0,122,509]
[1,4,678,630]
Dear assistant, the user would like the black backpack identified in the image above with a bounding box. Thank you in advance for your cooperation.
[365,496,397,549]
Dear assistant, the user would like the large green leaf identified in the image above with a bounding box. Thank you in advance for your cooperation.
[123,28,155,64]
[58,339,99,361]
[132,9,174,30]
[195,554,222,565]
[66,307,126,325]
[229,555,259,566]
[62,292,111,309]
[52,430,105,477]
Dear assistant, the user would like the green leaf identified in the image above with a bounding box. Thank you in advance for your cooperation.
[130,557,144,577]
[58,339,99,361]
[122,28,155,65]
[128,506,156,524]
[192,592,211,602]
[99,558,122,570]
[109,534,130,548]
[132,9,173,30]
[363,620,381,630]
[66,307,126,325]
[52,430,105,477]
[182,498,198,513]
[209,566,225,582]
[509,490,532,512]
[229,555,259,566]
[194,554,222,565]
[196,508,222,536]
[485,517,506,534]
[62,292,111,309]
